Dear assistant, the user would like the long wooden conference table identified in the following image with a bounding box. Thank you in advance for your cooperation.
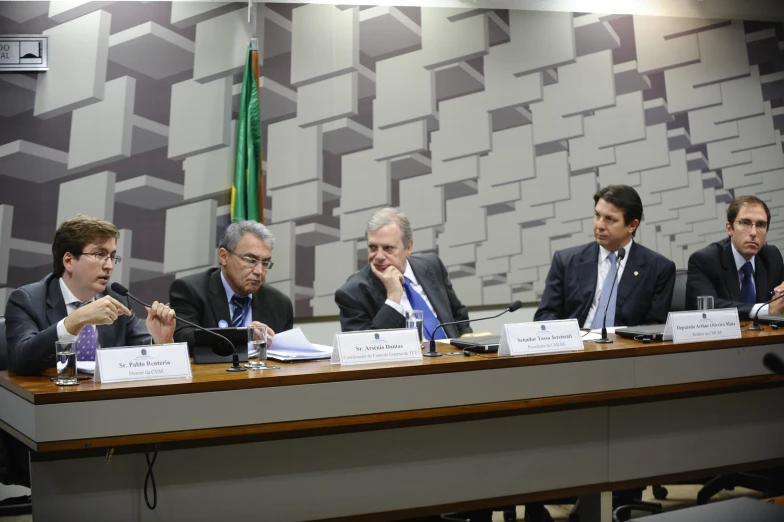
[2,328,784,521]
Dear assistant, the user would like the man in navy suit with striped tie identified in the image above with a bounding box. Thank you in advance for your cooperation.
[335,208,471,339]
[535,185,676,328]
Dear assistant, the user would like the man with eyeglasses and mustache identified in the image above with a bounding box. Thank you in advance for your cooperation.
[5,215,176,376]
[169,221,293,353]
[687,195,784,318]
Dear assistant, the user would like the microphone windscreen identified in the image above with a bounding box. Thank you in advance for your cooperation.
[617,247,626,260]
[110,282,129,296]
[508,300,524,312]
[763,353,784,375]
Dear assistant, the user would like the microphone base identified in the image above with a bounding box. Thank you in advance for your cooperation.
[226,365,248,372]
[592,338,613,344]
[747,324,764,331]
[423,351,443,357]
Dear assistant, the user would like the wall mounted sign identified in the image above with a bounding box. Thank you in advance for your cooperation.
[0,35,48,72]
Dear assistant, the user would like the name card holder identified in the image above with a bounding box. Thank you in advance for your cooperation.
[663,308,742,343]
[498,319,584,356]
[332,328,423,366]
[95,343,192,384]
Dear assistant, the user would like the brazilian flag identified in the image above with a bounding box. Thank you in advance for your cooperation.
[231,43,261,222]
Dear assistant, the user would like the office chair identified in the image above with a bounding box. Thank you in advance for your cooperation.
[669,269,688,313]
[0,316,33,516]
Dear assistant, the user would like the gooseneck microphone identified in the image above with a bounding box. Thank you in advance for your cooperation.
[593,247,626,344]
[763,352,784,375]
[425,300,524,357]
[748,291,784,331]
[110,283,246,373]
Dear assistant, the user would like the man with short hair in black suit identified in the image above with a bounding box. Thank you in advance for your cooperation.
[5,215,176,377]
[335,207,471,339]
[169,221,294,353]
[686,195,784,318]
[535,185,676,327]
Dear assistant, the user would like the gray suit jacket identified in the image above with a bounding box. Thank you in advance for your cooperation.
[334,253,471,338]
[4,274,150,376]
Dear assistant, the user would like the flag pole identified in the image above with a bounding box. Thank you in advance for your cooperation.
[249,0,264,224]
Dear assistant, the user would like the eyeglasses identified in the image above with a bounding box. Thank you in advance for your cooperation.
[735,219,768,231]
[79,252,122,264]
[229,251,274,270]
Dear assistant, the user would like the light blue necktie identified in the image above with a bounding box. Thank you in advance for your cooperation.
[591,252,618,329]
[402,278,446,340]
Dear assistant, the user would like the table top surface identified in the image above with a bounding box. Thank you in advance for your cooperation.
[4,327,784,406]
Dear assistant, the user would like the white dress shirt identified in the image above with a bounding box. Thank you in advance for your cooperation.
[730,242,768,317]
[384,261,439,320]
[56,278,97,342]
[583,238,633,328]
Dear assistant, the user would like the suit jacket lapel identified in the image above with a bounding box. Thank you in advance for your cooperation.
[721,241,742,301]
[617,242,646,308]
[209,270,233,326]
[575,244,599,323]
[45,277,67,328]
[754,253,769,303]
[251,287,268,323]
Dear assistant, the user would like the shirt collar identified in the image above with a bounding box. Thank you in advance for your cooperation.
[730,242,756,273]
[403,260,418,286]
[220,271,253,303]
[599,237,633,263]
[59,277,97,306]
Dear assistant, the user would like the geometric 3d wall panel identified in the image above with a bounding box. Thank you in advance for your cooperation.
[2,3,783,318]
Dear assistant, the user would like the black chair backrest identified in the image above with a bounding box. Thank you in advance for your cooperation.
[0,316,6,371]
[670,270,688,313]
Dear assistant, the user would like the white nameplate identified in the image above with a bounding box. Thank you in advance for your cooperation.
[663,308,742,343]
[95,343,192,384]
[498,319,584,356]
[331,328,423,366]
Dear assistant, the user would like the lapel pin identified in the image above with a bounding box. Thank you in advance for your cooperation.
[634,271,639,276]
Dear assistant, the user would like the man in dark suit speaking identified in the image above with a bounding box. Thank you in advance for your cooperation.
[5,215,176,376]
[169,221,293,352]
[335,208,471,339]
[686,195,784,318]
[535,185,676,328]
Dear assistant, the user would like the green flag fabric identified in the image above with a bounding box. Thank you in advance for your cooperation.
[231,44,261,222]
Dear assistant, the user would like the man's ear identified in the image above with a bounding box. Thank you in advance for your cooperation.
[628,219,640,235]
[725,221,733,236]
[62,252,74,274]
[218,248,228,266]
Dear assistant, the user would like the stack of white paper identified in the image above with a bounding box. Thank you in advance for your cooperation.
[267,328,332,362]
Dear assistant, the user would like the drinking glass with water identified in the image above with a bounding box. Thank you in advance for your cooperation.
[55,340,79,386]
[245,325,278,370]
[406,310,425,348]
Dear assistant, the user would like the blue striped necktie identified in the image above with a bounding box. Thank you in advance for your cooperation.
[231,295,250,327]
